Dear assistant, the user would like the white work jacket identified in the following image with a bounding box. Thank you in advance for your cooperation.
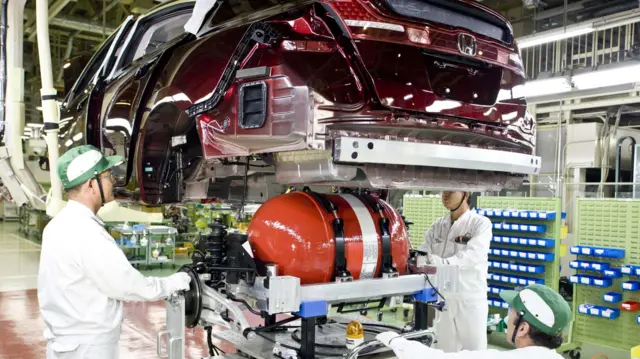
[388,338,565,359]
[37,200,178,346]
[418,209,492,300]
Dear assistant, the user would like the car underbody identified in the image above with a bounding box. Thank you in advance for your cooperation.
[56,0,540,205]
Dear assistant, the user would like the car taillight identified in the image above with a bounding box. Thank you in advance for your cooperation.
[406,27,430,45]
[330,0,376,21]
[330,0,405,33]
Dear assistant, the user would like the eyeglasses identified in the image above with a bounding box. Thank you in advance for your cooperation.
[99,171,115,183]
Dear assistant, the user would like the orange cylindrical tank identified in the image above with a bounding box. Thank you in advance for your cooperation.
[247,191,410,284]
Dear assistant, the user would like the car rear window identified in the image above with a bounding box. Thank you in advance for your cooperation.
[384,0,511,43]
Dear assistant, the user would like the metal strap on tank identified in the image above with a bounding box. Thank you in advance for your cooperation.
[355,193,396,276]
[301,187,351,280]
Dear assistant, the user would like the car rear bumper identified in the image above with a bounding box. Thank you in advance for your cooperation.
[333,136,541,175]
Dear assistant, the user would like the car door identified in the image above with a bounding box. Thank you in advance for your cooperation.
[99,2,195,188]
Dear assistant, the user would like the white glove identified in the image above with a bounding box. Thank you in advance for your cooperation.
[166,272,191,294]
[416,255,429,267]
[376,331,400,348]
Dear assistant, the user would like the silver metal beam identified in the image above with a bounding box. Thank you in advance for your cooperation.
[51,16,117,35]
[23,9,117,36]
[300,274,428,304]
[333,136,542,175]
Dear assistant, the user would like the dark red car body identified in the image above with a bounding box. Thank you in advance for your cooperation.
[59,0,537,205]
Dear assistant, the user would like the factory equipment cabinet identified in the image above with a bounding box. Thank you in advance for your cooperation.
[572,199,640,352]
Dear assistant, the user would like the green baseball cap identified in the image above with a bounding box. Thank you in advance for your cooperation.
[500,284,572,336]
[57,145,123,189]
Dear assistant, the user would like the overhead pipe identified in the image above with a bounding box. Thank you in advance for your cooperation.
[56,36,74,84]
[5,0,27,170]
[615,136,636,198]
[36,0,64,214]
[24,0,74,39]
[1,0,7,143]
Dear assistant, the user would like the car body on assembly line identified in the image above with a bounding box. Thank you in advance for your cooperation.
[58,0,540,205]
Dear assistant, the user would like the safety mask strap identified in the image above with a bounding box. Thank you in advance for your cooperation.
[511,311,525,345]
[450,192,467,212]
[94,171,106,207]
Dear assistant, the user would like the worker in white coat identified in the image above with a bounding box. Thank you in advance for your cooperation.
[376,284,572,359]
[38,145,192,359]
[413,191,492,352]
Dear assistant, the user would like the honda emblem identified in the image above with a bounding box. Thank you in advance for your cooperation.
[457,33,477,56]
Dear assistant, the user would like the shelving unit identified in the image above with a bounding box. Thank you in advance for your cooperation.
[475,197,575,353]
[402,195,447,248]
[572,199,640,351]
[107,223,178,269]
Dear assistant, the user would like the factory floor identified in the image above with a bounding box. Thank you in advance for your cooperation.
[0,221,631,359]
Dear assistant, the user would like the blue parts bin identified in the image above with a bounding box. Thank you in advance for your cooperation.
[603,292,623,303]
[570,246,625,259]
[476,209,565,220]
[487,285,509,295]
[488,272,545,286]
[622,281,640,291]
[492,235,555,248]
[493,222,547,233]
[489,260,545,274]
[621,265,640,276]
[570,260,610,272]
[489,248,555,262]
[569,275,613,288]
[578,304,620,319]
[603,269,623,278]
[488,298,510,309]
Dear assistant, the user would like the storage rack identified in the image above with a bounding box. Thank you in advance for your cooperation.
[402,194,447,248]
[475,197,576,353]
[572,199,640,351]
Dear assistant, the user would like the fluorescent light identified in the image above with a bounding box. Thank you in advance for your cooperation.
[63,62,71,69]
[524,76,573,97]
[518,25,594,48]
[573,63,640,90]
[515,9,640,48]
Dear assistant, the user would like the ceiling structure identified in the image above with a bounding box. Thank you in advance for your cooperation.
[15,0,640,123]
[20,0,162,122]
